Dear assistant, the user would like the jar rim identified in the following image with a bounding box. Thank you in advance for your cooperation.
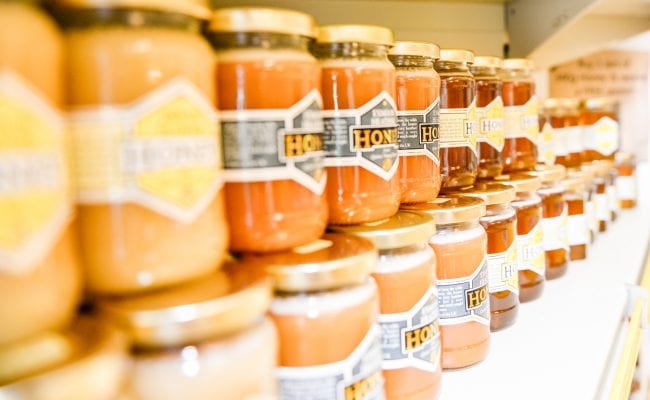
[389,41,440,59]
[493,172,542,193]
[209,7,317,38]
[447,182,516,206]
[316,24,394,46]
[502,58,534,71]
[55,0,211,19]
[438,48,474,64]
[472,55,502,68]
[402,196,486,225]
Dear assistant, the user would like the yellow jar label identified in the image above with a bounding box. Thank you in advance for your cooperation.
[439,98,478,156]
[476,96,504,152]
[584,116,619,156]
[70,79,221,223]
[537,121,556,165]
[504,95,539,143]
[517,220,545,277]
[0,72,71,274]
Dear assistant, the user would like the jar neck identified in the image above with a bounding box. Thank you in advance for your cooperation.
[470,66,499,78]
[436,220,481,232]
[53,7,201,33]
[378,242,429,256]
[389,54,434,69]
[312,42,390,60]
[434,60,471,76]
[209,32,312,52]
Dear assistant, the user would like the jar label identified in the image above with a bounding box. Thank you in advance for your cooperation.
[542,207,569,252]
[378,286,440,373]
[537,121,556,165]
[504,95,539,143]
[277,324,385,400]
[396,98,440,164]
[565,126,583,153]
[552,127,569,157]
[437,257,489,326]
[487,240,519,295]
[0,72,72,275]
[606,184,620,212]
[517,220,545,276]
[584,117,619,156]
[568,213,589,246]
[70,78,221,223]
[586,198,598,233]
[476,96,505,151]
[438,98,479,156]
[220,89,326,196]
[616,175,637,201]
[595,192,610,222]
[323,91,399,181]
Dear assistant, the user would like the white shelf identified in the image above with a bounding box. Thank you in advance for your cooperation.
[441,164,650,400]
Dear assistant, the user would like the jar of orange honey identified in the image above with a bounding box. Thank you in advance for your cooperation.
[615,152,637,209]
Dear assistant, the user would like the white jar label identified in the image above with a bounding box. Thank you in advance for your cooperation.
[439,98,479,156]
[397,98,440,165]
[378,286,440,373]
[552,126,569,156]
[542,207,569,251]
[595,192,610,222]
[487,240,519,295]
[0,71,72,274]
[584,116,619,156]
[220,89,326,195]
[586,198,598,233]
[504,95,539,143]
[568,213,589,246]
[517,221,545,276]
[323,91,399,181]
[616,175,637,201]
[476,96,505,152]
[606,184,620,212]
[537,122,556,165]
[277,325,384,400]
[565,126,583,153]
[437,257,489,326]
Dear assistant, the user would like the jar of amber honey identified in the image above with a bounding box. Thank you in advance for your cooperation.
[209,7,327,252]
[244,233,384,399]
[532,164,569,280]
[0,0,81,346]
[501,58,538,172]
[562,174,589,261]
[543,98,582,168]
[389,42,442,204]
[493,173,544,302]
[332,211,440,400]
[615,152,637,209]
[580,97,619,162]
[435,49,479,190]
[56,0,227,295]
[470,56,505,178]
[591,162,611,232]
[449,183,518,331]
[315,25,400,224]
[403,197,489,369]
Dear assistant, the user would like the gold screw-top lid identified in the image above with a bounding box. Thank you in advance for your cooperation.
[447,182,516,206]
[329,211,435,250]
[99,270,272,349]
[568,168,592,187]
[502,58,535,71]
[402,196,486,225]
[530,163,567,183]
[317,24,394,46]
[492,173,542,193]
[581,97,618,111]
[562,176,586,191]
[210,7,317,38]
[0,319,126,390]
[242,233,377,293]
[389,41,440,59]
[615,152,635,163]
[57,0,211,19]
[439,49,475,64]
[472,56,502,68]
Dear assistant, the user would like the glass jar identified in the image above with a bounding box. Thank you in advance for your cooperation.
[434,49,479,191]
[314,25,400,224]
[449,183,518,331]
[562,174,589,261]
[389,42,442,204]
[591,162,611,232]
[532,164,569,280]
[403,197,489,369]
[208,8,327,252]
[0,318,129,400]
[615,152,637,209]
[579,163,598,242]
[56,1,227,295]
[580,97,619,161]
[243,233,384,399]
[537,111,556,166]
[501,58,538,172]
[100,270,277,400]
[606,164,620,222]
[543,98,582,168]
[332,211,440,400]
[0,0,81,346]
[493,173,544,302]
[470,56,505,178]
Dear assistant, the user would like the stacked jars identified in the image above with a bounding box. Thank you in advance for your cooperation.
[580,97,619,162]
[501,59,539,172]
[542,98,582,168]
[435,49,479,190]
